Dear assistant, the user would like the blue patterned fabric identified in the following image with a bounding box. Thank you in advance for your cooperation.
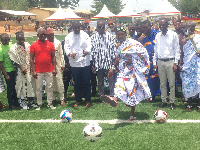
[181,34,200,100]
[141,29,160,97]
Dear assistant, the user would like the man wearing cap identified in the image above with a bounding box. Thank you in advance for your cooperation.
[30,27,57,110]
[46,28,65,106]
[9,30,37,110]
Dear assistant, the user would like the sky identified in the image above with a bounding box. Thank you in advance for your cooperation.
[76,0,162,12]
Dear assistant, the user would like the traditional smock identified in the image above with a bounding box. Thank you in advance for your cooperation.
[181,34,200,100]
[8,42,35,98]
[114,38,151,106]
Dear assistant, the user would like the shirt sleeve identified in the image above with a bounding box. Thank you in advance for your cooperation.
[84,34,91,54]
[30,44,35,54]
[153,35,158,65]
[64,35,71,56]
[173,34,180,64]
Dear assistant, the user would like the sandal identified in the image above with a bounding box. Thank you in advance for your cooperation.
[197,106,200,111]
[73,102,81,107]
[128,116,136,121]
[100,95,117,107]
[186,105,193,111]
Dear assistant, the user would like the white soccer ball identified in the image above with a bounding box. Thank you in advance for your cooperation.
[154,110,167,123]
[60,110,72,123]
[83,122,102,142]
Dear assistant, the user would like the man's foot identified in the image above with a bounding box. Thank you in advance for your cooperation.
[47,105,56,109]
[35,106,41,111]
[74,102,81,107]
[60,100,66,106]
[158,102,167,108]
[170,103,176,110]
[30,103,38,108]
[100,95,118,107]
[86,102,91,107]
[197,106,200,111]
[9,105,17,110]
[128,116,136,121]
[22,105,29,110]
[186,105,193,111]
[70,93,75,97]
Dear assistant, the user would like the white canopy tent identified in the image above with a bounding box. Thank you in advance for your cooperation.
[44,7,83,21]
[115,4,141,17]
[92,5,115,19]
[0,10,36,16]
[149,0,181,16]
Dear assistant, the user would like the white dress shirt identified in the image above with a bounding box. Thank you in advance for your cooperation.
[64,30,91,67]
[153,29,180,65]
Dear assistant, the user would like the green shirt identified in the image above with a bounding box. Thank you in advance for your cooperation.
[0,43,15,72]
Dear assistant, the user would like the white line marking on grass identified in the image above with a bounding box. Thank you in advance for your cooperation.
[1,119,200,124]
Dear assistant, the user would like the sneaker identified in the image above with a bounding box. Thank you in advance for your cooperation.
[22,105,29,110]
[31,103,38,108]
[36,106,41,110]
[47,105,56,109]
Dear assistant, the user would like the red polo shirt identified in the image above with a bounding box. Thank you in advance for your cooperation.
[30,40,55,73]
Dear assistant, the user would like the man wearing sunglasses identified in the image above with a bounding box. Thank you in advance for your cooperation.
[30,27,57,110]
[91,20,116,98]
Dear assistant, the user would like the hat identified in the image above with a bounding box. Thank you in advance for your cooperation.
[46,28,54,34]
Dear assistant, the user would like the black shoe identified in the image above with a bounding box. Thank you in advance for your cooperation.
[9,105,17,110]
[158,102,167,108]
[170,103,176,110]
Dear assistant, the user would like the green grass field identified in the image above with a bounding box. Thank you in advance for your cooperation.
[1,36,200,150]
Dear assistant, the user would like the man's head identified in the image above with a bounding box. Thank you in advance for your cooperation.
[186,21,196,35]
[37,27,46,43]
[108,18,115,31]
[174,20,181,34]
[1,33,10,45]
[141,20,152,36]
[116,26,127,43]
[97,20,105,35]
[159,18,169,32]
[128,23,135,37]
[46,28,54,43]
[72,21,81,34]
[135,20,142,37]
[15,30,25,46]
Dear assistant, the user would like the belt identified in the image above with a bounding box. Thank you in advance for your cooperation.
[158,58,174,62]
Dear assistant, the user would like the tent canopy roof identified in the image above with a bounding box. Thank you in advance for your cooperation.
[93,5,115,18]
[149,0,181,16]
[0,10,36,16]
[115,4,141,17]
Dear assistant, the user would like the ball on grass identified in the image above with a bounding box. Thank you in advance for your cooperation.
[60,110,72,123]
[83,122,102,142]
[154,110,167,123]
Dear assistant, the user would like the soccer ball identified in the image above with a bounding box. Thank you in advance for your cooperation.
[60,110,72,123]
[154,110,167,123]
[83,122,102,142]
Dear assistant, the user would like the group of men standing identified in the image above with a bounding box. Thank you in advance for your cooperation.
[0,18,199,118]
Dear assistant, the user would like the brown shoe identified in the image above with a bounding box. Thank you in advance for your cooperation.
[74,102,81,107]
[60,100,66,106]
[186,105,193,111]
[86,102,91,107]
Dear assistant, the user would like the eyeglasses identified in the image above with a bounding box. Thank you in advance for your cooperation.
[97,26,105,29]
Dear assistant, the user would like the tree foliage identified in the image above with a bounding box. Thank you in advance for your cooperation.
[39,0,79,8]
[169,0,200,15]
[91,0,124,15]
[0,0,29,11]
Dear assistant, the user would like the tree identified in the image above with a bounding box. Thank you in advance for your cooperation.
[39,0,79,9]
[169,0,200,15]
[27,0,40,8]
[0,0,29,11]
[91,0,124,15]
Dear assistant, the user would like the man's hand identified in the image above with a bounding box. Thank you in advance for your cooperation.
[91,66,96,73]
[5,74,10,81]
[21,67,27,75]
[108,69,114,78]
[153,65,157,73]
[70,53,77,59]
[52,70,57,76]
[82,50,88,57]
[173,64,177,72]
[32,72,38,79]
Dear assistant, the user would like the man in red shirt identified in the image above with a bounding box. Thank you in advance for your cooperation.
[30,27,56,110]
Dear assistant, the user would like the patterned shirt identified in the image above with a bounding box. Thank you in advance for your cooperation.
[91,32,116,71]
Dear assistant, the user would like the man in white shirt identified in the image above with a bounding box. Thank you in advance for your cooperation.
[64,21,92,107]
[153,18,180,109]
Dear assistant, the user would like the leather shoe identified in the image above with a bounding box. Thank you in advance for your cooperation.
[158,102,167,108]
[9,105,17,110]
[170,103,176,110]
